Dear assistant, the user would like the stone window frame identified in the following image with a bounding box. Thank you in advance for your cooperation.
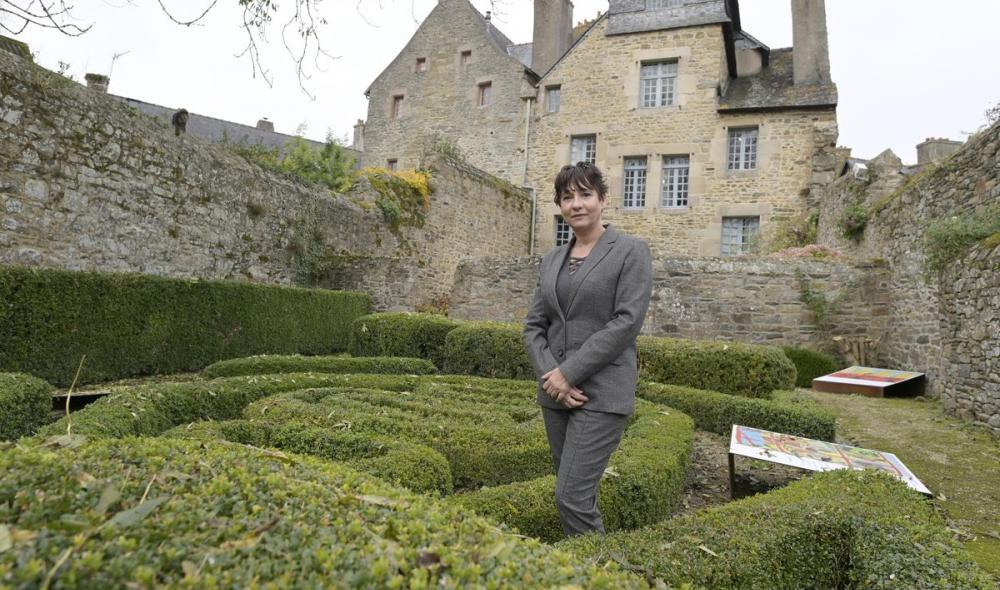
[478,81,493,107]
[390,94,405,120]
[415,57,428,73]
[546,85,561,114]
[569,134,597,165]
[626,47,691,112]
[554,215,572,246]
[727,127,759,171]
[660,155,690,208]
[460,49,473,67]
[720,215,760,256]
[639,60,678,108]
[386,159,398,171]
[622,157,647,210]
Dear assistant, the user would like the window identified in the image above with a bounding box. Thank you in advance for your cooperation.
[640,61,677,108]
[555,216,572,246]
[391,95,404,120]
[622,157,647,209]
[647,0,684,8]
[386,159,398,171]
[660,156,689,208]
[479,82,492,106]
[727,127,758,170]
[546,86,561,113]
[721,216,760,256]
[460,50,472,66]
[570,135,596,165]
[416,57,427,72]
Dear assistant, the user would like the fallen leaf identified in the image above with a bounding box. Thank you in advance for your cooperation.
[0,525,11,553]
[698,545,718,557]
[110,496,168,528]
[355,494,408,509]
[41,434,88,449]
[417,551,441,568]
[95,483,121,516]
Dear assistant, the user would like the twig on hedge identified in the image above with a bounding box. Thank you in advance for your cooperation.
[139,473,157,505]
[64,355,86,436]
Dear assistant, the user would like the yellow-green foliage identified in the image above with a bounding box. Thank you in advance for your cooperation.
[0,372,53,440]
[924,205,1000,275]
[357,167,433,230]
[559,470,993,589]
[0,437,646,588]
[228,135,356,194]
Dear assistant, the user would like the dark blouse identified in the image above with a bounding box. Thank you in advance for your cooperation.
[556,255,587,312]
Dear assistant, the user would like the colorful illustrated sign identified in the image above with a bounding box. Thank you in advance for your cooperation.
[729,425,931,495]
[815,365,924,388]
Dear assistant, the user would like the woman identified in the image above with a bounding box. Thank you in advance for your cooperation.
[523,161,653,537]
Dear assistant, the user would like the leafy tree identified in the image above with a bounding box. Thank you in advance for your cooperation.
[281,135,356,193]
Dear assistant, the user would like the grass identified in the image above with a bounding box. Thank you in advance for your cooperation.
[802,389,1000,578]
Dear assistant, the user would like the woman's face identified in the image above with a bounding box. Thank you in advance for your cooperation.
[559,182,605,235]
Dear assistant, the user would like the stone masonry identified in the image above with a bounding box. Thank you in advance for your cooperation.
[0,50,530,310]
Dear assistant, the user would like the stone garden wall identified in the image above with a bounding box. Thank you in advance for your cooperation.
[450,255,889,353]
[0,50,530,309]
[816,121,999,433]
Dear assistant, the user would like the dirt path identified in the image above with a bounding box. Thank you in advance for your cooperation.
[801,389,1000,577]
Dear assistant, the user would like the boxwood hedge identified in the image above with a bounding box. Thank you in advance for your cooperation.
[559,469,992,589]
[201,354,437,379]
[448,400,694,543]
[442,321,534,380]
[782,345,840,387]
[638,335,796,398]
[638,381,836,441]
[348,312,460,369]
[0,437,646,589]
[0,265,371,386]
[0,372,53,440]
[164,419,453,495]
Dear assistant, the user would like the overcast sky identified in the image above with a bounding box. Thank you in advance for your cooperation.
[12,0,1000,162]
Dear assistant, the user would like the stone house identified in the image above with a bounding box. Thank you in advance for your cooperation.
[360,0,840,257]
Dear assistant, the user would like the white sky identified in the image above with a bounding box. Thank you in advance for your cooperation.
[12,0,1000,162]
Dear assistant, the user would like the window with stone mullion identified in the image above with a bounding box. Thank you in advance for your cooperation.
[720,216,760,256]
[640,62,677,107]
[570,135,596,165]
[661,156,689,207]
[727,127,758,170]
[555,216,572,246]
[622,157,647,209]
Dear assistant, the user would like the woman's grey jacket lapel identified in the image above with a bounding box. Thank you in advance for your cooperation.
[565,227,618,315]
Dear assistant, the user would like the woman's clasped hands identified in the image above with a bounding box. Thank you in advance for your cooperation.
[541,367,589,409]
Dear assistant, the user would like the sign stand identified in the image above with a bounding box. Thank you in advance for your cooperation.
[812,366,926,397]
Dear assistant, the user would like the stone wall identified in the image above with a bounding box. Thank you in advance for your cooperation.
[816,121,999,433]
[0,50,530,309]
[363,0,534,184]
[450,254,888,353]
[527,18,838,257]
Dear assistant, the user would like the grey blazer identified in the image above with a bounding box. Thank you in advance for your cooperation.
[523,225,653,415]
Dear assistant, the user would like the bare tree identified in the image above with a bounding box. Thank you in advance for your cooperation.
[987,101,1000,126]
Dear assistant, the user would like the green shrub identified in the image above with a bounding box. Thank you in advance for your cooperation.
[559,470,992,589]
[34,373,422,440]
[449,400,694,543]
[924,205,1000,275]
[442,321,534,379]
[638,381,835,440]
[0,372,53,440]
[782,346,839,387]
[0,265,370,386]
[349,312,460,369]
[638,336,797,398]
[242,385,552,490]
[0,437,645,589]
[163,419,453,495]
[202,354,437,379]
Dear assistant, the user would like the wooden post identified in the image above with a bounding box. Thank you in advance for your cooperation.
[728,452,736,500]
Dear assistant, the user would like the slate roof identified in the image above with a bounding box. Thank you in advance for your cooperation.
[719,48,837,112]
[507,43,533,68]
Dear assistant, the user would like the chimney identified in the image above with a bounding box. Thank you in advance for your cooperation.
[916,138,962,165]
[84,73,109,93]
[532,0,574,76]
[256,118,274,132]
[353,119,366,152]
[791,0,831,85]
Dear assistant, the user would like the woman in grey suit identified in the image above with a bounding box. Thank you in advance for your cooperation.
[523,162,653,537]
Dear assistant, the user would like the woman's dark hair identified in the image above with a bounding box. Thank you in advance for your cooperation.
[553,162,609,204]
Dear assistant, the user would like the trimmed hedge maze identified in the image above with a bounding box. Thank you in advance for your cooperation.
[0,438,645,589]
[0,372,52,441]
[201,354,437,378]
[561,469,993,589]
[0,265,371,386]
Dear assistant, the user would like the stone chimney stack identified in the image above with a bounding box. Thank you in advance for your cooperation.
[353,119,366,152]
[256,118,274,132]
[916,138,962,165]
[84,73,109,93]
[532,0,574,76]
[791,0,831,85]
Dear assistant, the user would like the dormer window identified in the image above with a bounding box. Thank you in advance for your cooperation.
[647,0,684,8]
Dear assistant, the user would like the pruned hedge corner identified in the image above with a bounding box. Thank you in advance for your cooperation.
[0,372,53,441]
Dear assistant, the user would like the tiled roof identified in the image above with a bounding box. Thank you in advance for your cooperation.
[719,48,837,111]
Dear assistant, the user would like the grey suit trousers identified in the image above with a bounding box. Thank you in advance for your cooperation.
[542,407,629,537]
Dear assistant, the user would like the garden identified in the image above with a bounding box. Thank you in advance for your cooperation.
[0,266,995,588]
